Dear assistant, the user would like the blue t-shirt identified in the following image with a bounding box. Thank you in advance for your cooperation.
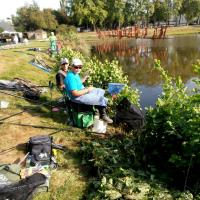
[64,71,84,99]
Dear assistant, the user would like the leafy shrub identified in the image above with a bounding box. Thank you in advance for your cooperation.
[140,60,200,190]
[56,24,77,41]
[81,136,195,200]
[56,25,90,56]
[79,59,200,199]
[55,48,140,107]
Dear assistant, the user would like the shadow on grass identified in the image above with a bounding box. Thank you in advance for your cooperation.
[13,95,68,125]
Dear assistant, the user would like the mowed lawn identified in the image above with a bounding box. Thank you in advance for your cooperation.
[0,40,90,200]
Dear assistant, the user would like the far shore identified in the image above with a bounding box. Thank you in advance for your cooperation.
[78,25,200,41]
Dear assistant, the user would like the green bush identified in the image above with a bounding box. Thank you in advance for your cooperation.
[80,60,200,199]
[56,24,77,41]
[55,48,140,108]
[140,60,200,190]
[56,26,90,56]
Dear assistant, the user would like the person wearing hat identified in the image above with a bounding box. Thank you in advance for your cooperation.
[56,58,69,91]
[64,58,113,123]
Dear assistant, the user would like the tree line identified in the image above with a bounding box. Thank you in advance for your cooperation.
[12,0,200,32]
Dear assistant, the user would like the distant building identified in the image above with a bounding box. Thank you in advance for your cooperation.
[25,29,47,40]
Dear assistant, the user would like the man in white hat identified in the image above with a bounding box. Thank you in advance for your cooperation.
[56,58,69,91]
[64,58,113,123]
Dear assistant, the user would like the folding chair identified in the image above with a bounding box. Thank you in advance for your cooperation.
[62,91,95,128]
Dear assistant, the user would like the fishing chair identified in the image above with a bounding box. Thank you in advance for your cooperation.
[61,90,95,128]
[55,70,95,128]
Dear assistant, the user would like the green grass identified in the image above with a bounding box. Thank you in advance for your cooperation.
[0,40,90,200]
[0,26,199,199]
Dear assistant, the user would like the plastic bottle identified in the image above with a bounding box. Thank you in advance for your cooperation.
[92,115,107,133]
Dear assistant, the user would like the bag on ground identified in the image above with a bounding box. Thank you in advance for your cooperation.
[115,97,145,129]
[26,135,57,168]
[0,164,21,187]
[0,173,46,200]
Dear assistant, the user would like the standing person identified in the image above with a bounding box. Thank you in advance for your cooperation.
[64,58,113,123]
[49,32,57,56]
[56,58,69,92]
[13,34,19,44]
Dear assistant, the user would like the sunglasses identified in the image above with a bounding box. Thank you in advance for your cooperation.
[74,66,82,69]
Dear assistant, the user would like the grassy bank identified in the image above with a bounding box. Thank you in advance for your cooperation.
[0,26,199,199]
[0,40,124,200]
[0,41,92,200]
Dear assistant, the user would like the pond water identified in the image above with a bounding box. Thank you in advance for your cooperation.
[91,34,200,108]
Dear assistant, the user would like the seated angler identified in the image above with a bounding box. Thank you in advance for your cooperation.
[56,58,69,92]
[64,58,113,123]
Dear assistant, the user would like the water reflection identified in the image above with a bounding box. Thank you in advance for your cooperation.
[91,35,200,108]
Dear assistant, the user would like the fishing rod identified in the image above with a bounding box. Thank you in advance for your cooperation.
[0,126,81,155]
[0,121,71,131]
[0,100,66,122]
[0,100,61,122]
[0,129,63,155]
[0,81,55,102]
[0,90,42,103]
[0,85,64,122]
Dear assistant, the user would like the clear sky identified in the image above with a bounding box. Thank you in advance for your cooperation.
[0,0,60,20]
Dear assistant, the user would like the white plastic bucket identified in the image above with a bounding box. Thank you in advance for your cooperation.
[92,116,107,133]
[0,101,9,108]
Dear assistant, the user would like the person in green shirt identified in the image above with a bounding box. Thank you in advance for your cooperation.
[49,32,57,56]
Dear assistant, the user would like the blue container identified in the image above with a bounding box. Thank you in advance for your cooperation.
[108,83,125,95]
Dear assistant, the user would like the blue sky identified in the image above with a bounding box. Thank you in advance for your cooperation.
[0,0,60,20]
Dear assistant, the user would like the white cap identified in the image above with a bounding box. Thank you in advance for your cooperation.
[60,58,69,65]
[72,58,83,66]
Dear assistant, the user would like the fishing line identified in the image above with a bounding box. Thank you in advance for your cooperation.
[0,122,68,131]
[0,129,64,155]
[0,89,64,122]
[0,90,42,103]
[0,100,52,122]
[1,103,66,124]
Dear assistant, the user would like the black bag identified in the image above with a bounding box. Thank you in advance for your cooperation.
[115,98,145,129]
[0,173,46,200]
[27,135,53,166]
[23,90,40,100]
[0,164,21,186]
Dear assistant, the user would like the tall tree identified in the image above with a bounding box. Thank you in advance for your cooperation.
[42,9,58,31]
[12,3,40,31]
[151,0,169,25]
[124,0,154,26]
[172,0,183,25]
[181,0,200,24]
[71,0,107,30]
[12,3,58,31]
[104,0,125,28]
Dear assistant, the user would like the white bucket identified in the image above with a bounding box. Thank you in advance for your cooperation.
[0,101,9,108]
[92,116,107,133]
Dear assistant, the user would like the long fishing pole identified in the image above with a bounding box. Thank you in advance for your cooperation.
[0,129,63,155]
[0,88,63,122]
[0,121,71,131]
[0,99,54,121]
[0,90,42,103]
